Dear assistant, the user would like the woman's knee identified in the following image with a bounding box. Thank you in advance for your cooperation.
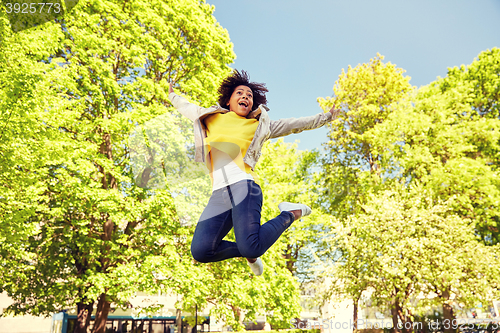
[190,243,212,263]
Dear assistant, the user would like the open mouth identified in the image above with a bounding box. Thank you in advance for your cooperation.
[238,100,248,107]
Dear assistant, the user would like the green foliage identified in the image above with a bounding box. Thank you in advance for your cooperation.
[317,50,500,331]
[318,53,413,218]
[440,48,500,118]
[318,53,412,172]
[325,188,499,326]
[0,0,235,330]
[256,139,332,282]
[374,49,500,245]
[2,0,79,33]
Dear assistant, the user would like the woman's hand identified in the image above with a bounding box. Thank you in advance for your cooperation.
[169,82,174,94]
[329,104,341,119]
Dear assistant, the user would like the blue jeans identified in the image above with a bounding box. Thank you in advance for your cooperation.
[191,180,295,262]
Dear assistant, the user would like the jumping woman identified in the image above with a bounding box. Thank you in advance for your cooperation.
[169,70,339,275]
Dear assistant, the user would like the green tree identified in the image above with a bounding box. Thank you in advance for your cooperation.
[0,1,235,332]
[317,54,413,328]
[317,52,500,332]
[350,49,500,330]
[325,189,499,333]
[318,54,413,202]
[441,48,500,119]
[372,49,500,246]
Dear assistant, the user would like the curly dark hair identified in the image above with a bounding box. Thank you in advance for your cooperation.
[218,70,268,111]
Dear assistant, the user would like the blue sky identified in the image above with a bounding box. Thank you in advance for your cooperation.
[206,0,500,152]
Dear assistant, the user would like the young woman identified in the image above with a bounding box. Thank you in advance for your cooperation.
[169,70,339,275]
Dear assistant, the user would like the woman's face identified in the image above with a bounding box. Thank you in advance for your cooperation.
[227,85,254,117]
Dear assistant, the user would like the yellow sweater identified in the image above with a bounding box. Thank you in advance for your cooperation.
[204,111,259,182]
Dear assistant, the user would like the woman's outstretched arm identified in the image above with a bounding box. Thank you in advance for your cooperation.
[168,82,208,122]
[269,104,341,139]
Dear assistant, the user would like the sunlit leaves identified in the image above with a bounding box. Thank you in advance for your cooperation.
[0,0,234,327]
[317,50,500,325]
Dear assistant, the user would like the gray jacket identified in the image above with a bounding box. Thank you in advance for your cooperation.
[169,92,333,171]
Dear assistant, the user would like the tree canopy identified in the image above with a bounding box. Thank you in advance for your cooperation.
[318,49,500,333]
[1,0,236,332]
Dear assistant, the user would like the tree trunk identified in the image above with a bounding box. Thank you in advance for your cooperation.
[284,244,293,273]
[93,134,115,333]
[176,308,182,333]
[235,306,243,325]
[353,297,358,332]
[395,301,413,333]
[74,301,94,333]
[442,288,455,333]
[391,303,401,333]
[93,293,111,333]
[230,305,244,331]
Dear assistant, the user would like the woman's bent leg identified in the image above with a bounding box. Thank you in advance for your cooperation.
[191,188,242,262]
[228,180,295,259]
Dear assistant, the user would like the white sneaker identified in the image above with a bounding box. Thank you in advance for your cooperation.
[247,258,264,276]
[278,202,312,219]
